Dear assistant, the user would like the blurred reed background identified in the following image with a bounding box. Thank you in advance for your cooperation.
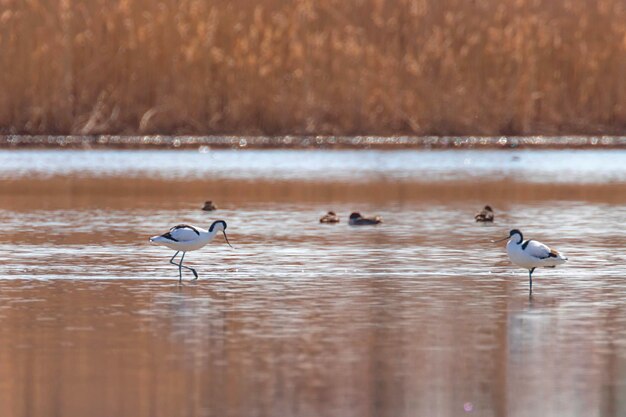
[0,0,624,136]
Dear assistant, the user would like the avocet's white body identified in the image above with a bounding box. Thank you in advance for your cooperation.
[149,220,232,282]
[506,235,567,270]
[496,229,567,294]
[150,224,224,252]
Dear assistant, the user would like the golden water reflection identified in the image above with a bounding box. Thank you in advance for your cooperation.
[0,150,625,417]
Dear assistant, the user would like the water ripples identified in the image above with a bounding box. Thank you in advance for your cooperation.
[0,150,625,417]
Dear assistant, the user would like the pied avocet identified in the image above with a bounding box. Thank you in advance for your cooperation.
[493,229,567,294]
[150,220,233,282]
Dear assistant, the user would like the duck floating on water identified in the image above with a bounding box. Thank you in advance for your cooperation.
[320,211,340,223]
[475,205,494,222]
[349,212,382,226]
[202,201,217,211]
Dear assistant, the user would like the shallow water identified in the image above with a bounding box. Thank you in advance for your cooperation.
[0,149,625,417]
[0,148,625,183]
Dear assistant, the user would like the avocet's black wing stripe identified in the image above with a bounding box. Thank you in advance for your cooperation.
[164,224,202,242]
[523,239,553,259]
[171,224,200,235]
[160,232,179,242]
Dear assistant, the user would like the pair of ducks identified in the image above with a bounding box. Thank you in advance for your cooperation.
[320,211,383,225]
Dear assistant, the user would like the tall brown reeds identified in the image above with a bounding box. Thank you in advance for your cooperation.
[0,0,624,135]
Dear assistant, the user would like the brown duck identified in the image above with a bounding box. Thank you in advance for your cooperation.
[202,201,217,211]
[320,211,340,223]
[474,205,494,222]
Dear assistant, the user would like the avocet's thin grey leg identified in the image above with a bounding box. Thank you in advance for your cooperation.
[179,252,198,280]
[169,251,198,282]
[169,251,180,265]
[169,251,182,282]
[186,266,199,280]
[178,252,186,283]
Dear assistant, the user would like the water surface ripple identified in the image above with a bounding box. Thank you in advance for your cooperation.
[0,149,624,417]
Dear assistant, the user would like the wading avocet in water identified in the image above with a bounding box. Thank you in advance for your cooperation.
[150,220,233,282]
[493,229,567,294]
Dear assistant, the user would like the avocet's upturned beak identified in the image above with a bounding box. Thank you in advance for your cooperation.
[223,231,234,248]
[491,236,509,243]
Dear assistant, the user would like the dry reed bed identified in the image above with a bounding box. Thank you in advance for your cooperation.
[0,0,625,135]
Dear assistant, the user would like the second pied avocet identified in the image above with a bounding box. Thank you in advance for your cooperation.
[149,220,233,282]
[493,229,567,294]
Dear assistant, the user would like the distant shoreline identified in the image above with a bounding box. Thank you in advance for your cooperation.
[1,135,625,150]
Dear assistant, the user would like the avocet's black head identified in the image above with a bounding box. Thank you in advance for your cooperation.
[484,205,493,212]
[349,212,361,220]
[209,220,233,248]
[209,220,227,232]
[492,228,523,244]
[509,229,523,243]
